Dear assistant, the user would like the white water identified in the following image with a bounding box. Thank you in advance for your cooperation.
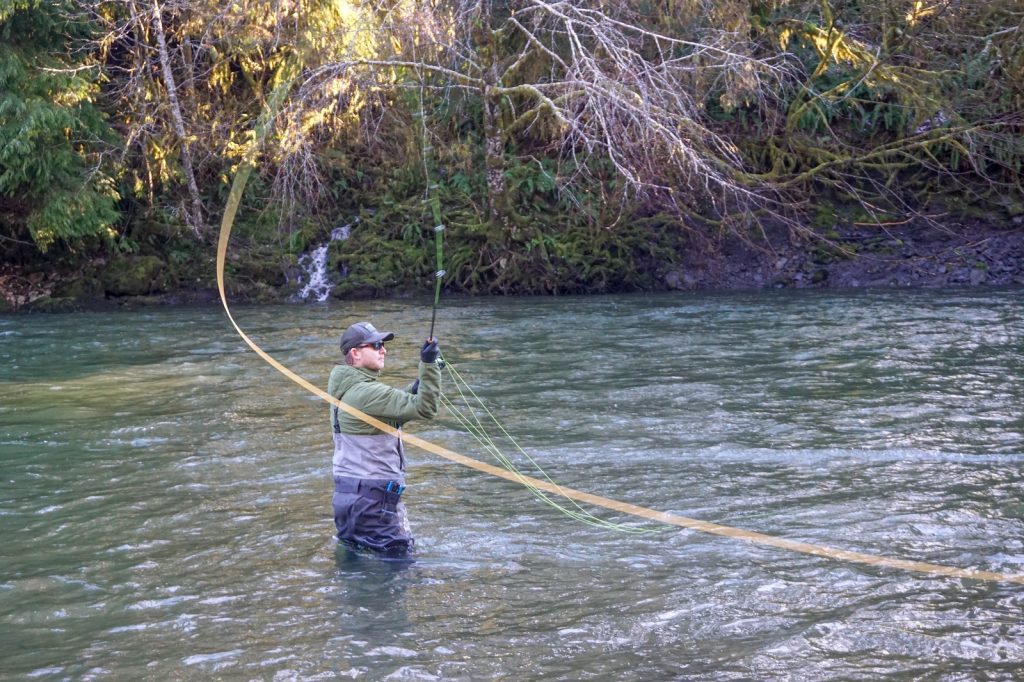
[296,223,353,301]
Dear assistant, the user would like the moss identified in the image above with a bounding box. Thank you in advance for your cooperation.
[51,276,104,302]
[101,255,170,296]
[326,209,435,297]
[811,202,838,230]
[328,234,428,297]
[25,296,80,312]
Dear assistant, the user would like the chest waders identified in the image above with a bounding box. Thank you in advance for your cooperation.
[331,403,411,555]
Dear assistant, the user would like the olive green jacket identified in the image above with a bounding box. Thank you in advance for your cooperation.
[327,360,441,481]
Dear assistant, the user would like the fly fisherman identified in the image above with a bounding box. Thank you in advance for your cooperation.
[328,321,441,557]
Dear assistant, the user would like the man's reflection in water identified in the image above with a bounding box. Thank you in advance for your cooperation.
[329,542,416,648]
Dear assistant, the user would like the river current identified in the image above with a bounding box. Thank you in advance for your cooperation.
[1,288,1022,679]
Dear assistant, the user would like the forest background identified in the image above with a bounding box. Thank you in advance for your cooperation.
[2,0,1023,311]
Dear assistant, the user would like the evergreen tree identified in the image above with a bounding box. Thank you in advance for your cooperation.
[0,0,119,257]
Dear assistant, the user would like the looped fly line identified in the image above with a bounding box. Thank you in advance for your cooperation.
[215,71,1024,587]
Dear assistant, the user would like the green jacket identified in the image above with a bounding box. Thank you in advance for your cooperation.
[328,360,441,434]
[328,359,441,481]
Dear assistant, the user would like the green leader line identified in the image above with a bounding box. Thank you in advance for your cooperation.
[439,358,659,534]
[216,59,1024,587]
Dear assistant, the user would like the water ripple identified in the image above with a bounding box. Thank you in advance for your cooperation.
[1,290,1022,678]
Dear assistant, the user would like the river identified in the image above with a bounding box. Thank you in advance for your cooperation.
[1,288,1022,679]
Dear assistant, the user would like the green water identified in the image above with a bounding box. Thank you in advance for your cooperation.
[1,289,1022,679]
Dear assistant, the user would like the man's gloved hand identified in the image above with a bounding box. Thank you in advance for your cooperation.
[408,379,420,395]
[420,338,440,364]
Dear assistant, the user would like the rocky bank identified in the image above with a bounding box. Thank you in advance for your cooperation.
[662,222,1024,291]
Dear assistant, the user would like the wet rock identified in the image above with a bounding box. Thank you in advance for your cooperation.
[24,296,78,312]
[663,269,683,290]
[948,267,970,283]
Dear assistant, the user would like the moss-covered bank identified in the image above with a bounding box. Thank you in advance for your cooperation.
[3,218,1021,314]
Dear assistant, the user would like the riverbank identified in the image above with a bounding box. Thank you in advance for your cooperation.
[663,220,1024,291]
[3,221,1022,313]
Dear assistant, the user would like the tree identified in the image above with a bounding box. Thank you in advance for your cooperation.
[744,0,1024,225]
[99,0,347,239]
[0,0,119,257]
[293,0,796,234]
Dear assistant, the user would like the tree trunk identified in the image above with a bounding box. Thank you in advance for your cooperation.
[474,0,511,236]
[150,0,205,236]
[483,91,511,234]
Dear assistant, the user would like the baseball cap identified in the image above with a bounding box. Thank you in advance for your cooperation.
[340,321,395,353]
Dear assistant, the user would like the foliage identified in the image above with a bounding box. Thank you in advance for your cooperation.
[327,154,687,296]
[5,0,1024,299]
[0,0,119,257]
[736,0,1024,222]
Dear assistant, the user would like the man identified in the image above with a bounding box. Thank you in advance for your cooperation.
[328,320,441,557]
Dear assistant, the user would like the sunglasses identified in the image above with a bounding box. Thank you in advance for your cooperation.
[358,341,386,351]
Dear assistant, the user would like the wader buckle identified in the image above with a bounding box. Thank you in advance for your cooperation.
[381,480,405,516]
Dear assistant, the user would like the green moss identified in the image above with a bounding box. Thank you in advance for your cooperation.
[51,276,104,302]
[101,256,170,296]
[811,202,837,230]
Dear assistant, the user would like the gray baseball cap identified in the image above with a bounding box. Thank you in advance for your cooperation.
[340,321,395,353]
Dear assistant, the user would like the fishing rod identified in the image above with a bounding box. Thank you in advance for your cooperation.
[416,59,445,342]
[429,221,444,340]
[409,72,644,531]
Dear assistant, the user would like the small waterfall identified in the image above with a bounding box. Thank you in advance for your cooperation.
[296,223,353,302]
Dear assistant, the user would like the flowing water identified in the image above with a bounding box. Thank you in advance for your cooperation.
[1,288,1022,680]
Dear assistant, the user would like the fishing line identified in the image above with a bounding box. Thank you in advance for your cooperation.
[439,358,658,533]
[410,80,635,532]
[215,67,1024,587]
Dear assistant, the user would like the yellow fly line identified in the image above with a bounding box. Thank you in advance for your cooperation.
[215,77,1024,587]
